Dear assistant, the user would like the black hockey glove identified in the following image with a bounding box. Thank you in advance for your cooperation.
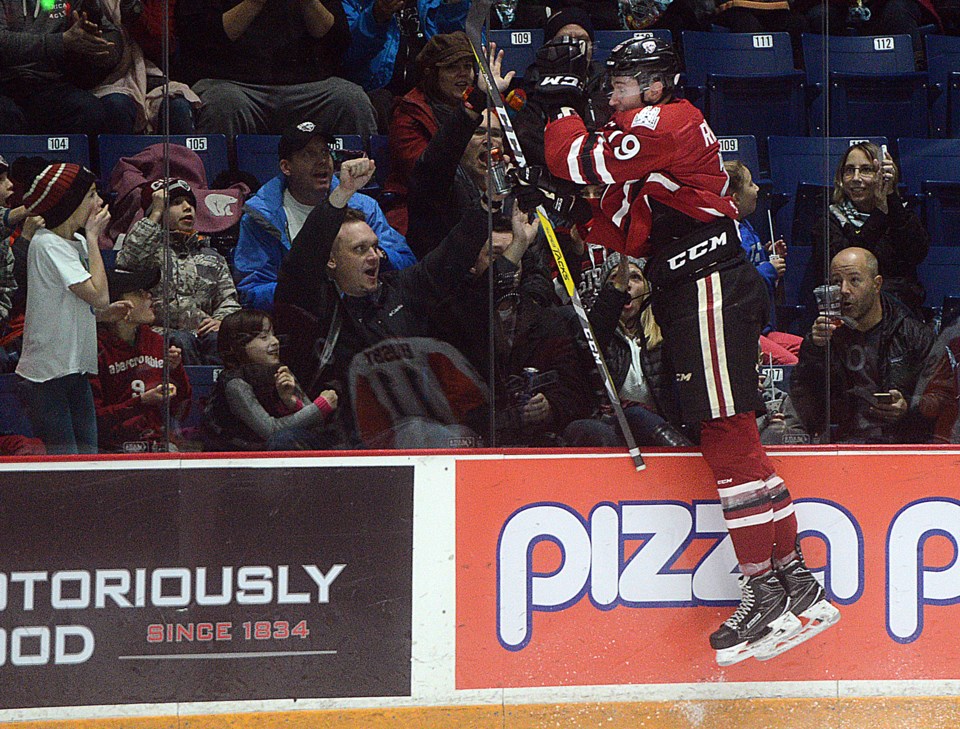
[531,37,590,112]
[509,165,592,224]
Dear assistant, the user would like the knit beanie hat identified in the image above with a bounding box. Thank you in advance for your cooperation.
[23,163,97,229]
[599,251,646,284]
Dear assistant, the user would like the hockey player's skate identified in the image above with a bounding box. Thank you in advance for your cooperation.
[755,557,840,661]
[710,572,802,666]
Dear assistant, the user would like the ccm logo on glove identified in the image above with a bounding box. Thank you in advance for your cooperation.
[540,75,583,87]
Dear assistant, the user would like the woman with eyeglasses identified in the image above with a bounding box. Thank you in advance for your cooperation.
[810,141,929,320]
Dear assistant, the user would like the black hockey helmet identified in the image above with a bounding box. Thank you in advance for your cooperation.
[606,36,680,99]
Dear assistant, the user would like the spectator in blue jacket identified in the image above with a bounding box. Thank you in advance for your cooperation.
[725,160,802,365]
[235,120,416,312]
[342,0,470,92]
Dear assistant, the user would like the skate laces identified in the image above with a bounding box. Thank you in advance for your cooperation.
[724,578,756,628]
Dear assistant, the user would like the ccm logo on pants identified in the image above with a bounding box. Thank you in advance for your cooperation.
[668,231,728,271]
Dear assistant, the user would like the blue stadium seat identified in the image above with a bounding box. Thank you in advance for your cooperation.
[682,31,805,172]
[897,138,960,305]
[801,34,928,146]
[897,138,960,201]
[951,71,960,138]
[329,134,363,153]
[235,134,282,186]
[925,34,960,138]
[718,135,760,174]
[97,134,229,188]
[759,364,794,393]
[593,29,673,64]
[180,366,222,431]
[767,135,887,304]
[488,28,544,79]
[0,134,90,169]
[368,133,391,194]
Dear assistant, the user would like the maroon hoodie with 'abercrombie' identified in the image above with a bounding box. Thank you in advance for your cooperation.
[90,325,192,452]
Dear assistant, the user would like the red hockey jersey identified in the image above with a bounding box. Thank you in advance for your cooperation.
[91,325,192,451]
[544,99,739,258]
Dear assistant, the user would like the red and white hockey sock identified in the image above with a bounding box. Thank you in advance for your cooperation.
[767,473,799,567]
[701,413,775,576]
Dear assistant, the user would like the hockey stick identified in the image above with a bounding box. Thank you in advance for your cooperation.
[465,0,645,471]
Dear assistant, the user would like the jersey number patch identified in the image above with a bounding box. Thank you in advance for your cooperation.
[614,134,641,161]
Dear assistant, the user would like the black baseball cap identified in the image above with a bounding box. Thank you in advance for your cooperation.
[107,267,161,302]
[278,120,335,162]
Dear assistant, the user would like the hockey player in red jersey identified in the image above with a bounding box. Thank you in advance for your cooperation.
[533,36,839,664]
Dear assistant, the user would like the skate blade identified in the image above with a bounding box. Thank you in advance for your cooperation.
[715,611,802,667]
[755,600,841,661]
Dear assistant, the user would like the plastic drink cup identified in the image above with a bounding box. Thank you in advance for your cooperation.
[813,284,842,324]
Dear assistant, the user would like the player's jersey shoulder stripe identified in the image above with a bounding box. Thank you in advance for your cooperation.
[612,180,634,228]
[579,133,602,184]
[647,172,681,192]
[566,136,587,185]
[591,135,615,184]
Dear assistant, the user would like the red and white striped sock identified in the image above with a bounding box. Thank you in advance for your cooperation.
[701,412,776,576]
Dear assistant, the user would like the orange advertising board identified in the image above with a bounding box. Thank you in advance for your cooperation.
[455,452,960,688]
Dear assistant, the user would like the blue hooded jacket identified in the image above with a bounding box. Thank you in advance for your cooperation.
[235,174,416,311]
[739,218,778,334]
[342,0,471,91]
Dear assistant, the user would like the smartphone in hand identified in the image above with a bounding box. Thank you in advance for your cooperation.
[874,392,893,405]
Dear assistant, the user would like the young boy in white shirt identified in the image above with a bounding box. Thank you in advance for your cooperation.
[15,163,130,453]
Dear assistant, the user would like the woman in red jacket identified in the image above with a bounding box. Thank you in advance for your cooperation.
[385,31,478,234]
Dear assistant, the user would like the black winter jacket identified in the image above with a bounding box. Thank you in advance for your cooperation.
[405,100,485,259]
[274,199,489,442]
[488,296,598,445]
[588,282,683,428]
[791,292,935,443]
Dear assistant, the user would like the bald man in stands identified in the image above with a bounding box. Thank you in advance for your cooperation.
[791,247,935,443]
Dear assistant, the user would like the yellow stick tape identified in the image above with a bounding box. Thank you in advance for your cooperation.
[537,208,575,298]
